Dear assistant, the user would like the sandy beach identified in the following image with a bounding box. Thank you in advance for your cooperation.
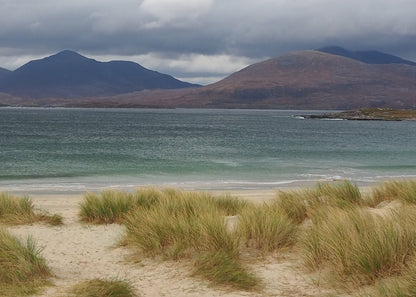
[6,189,351,297]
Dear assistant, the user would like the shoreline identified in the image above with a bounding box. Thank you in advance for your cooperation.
[1,174,414,197]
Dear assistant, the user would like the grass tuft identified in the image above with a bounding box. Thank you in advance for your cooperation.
[371,180,416,205]
[0,193,63,226]
[301,206,416,285]
[0,228,50,297]
[316,180,362,207]
[272,190,308,224]
[237,204,298,251]
[68,278,138,297]
[206,193,249,216]
[371,258,416,297]
[124,189,257,289]
[78,189,164,224]
[193,250,258,290]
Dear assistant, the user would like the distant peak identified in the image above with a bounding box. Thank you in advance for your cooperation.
[316,46,350,55]
[38,50,92,63]
[54,50,85,58]
[316,45,416,65]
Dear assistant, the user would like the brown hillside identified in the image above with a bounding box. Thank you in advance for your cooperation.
[2,50,416,109]
[192,50,416,109]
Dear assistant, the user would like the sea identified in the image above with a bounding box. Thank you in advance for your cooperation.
[1,107,415,194]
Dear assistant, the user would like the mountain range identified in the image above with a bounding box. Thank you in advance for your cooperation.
[0,47,415,109]
[0,50,196,99]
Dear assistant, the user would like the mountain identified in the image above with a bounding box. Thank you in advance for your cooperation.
[1,49,415,109]
[0,50,197,99]
[190,50,416,109]
[0,67,11,79]
[66,50,416,110]
[317,46,416,65]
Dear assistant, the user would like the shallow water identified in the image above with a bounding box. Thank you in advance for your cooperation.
[1,107,415,194]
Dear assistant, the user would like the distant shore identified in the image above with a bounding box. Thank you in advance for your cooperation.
[303,108,416,121]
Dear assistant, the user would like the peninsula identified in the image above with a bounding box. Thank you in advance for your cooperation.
[304,108,416,121]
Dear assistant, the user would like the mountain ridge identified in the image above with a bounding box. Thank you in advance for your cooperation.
[0,50,197,99]
[0,47,415,109]
[316,46,416,65]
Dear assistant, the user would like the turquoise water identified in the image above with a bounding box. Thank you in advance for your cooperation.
[1,107,415,193]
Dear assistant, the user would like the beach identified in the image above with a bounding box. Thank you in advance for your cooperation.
[6,189,345,297]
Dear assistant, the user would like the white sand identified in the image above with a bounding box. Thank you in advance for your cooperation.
[7,191,346,297]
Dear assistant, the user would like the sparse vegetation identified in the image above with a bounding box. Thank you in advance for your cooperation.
[78,189,164,224]
[193,250,258,290]
[68,278,138,297]
[272,190,309,223]
[124,189,257,289]
[0,228,50,297]
[77,179,416,293]
[237,204,298,251]
[301,206,416,286]
[370,179,416,205]
[0,193,63,226]
[371,259,416,297]
[315,180,362,207]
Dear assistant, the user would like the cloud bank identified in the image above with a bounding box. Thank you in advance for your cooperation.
[0,0,415,84]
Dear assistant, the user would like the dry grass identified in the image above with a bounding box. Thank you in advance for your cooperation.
[67,278,138,297]
[124,190,257,289]
[370,180,416,205]
[0,193,63,226]
[237,204,298,251]
[272,190,309,224]
[83,180,416,294]
[0,228,51,297]
[79,188,248,224]
[301,206,416,286]
[78,188,166,224]
[370,258,416,297]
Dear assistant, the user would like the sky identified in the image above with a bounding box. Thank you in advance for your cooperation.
[0,0,415,85]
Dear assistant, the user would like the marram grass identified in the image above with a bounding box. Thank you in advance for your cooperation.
[0,193,63,226]
[123,192,240,259]
[78,188,164,224]
[371,258,416,297]
[272,190,309,224]
[0,228,50,297]
[370,179,416,205]
[301,206,416,285]
[78,188,248,224]
[237,204,298,251]
[124,189,258,289]
[118,180,416,293]
[68,278,138,297]
[193,250,258,290]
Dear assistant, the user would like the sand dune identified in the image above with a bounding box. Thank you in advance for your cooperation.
[8,191,348,297]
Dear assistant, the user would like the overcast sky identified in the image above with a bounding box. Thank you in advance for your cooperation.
[1,0,415,85]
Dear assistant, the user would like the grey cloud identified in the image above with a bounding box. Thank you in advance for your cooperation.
[0,0,415,82]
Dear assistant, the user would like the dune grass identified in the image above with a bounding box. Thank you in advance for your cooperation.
[316,180,362,206]
[371,258,416,297]
[96,180,416,293]
[80,188,250,225]
[272,190,309,224]
[370,179,416,205]
[271,181,362,225]
[0,193,63,226]
[0,228,51,297]
[78,188,165,224]
[68,278,138,297]
[237,204,298,251]
[124,190,258,289]
[193,250,258,290]
[301,205,416,286]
